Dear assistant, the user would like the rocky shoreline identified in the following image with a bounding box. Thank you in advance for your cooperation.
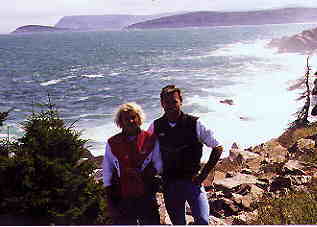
[268,26,317,54]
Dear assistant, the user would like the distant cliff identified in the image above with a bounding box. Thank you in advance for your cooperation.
[126,7,317,29]
[11,7,317,34]
[12,25,69,34]
[54,13,182,30]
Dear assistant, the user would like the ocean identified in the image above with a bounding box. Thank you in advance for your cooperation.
[1,23,317,161]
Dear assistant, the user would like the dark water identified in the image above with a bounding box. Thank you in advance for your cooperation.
[0,23,315,156]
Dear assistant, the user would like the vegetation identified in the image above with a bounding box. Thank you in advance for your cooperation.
[253,177,317,224]
[289,56,312,128]
[278,121,317,147]
[0,107,110,225]
[252,123,317,225]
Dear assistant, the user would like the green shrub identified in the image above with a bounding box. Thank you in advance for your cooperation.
[253,179,317,224]
[0,109,110,225]
[278,121,317,148]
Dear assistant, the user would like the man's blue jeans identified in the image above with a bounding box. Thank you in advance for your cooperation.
[163,179,210,225]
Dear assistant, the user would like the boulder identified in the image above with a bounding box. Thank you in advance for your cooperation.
[209,198,240,217]
[231,193,253,210]
[282,160,306,175]
[289,138,315,157]
[220,99,234,105]
[268,27,317,54]
[270,145,289,162]
[214,173,258,191]
[229,148,260,162]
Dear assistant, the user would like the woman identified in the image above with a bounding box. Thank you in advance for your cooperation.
[102,102,162,225]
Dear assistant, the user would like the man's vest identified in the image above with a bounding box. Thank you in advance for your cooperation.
[108,130,156,198]
[154,112,203,180]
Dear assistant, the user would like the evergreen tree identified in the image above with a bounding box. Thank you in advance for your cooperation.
[289,56,312,128]
[0,107,110,225]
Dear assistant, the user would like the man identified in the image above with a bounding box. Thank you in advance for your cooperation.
[102,102,162,225]
[148,85,223,225]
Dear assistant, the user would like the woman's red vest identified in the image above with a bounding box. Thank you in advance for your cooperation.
[108,130,156,198]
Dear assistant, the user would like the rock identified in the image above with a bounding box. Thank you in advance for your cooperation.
[209,198,240,217]
[268,27,317,54]
[231,142,240,149]
[232,210,258,225]
[239,116,253,121]
[229,148,260,162]
[249,184,265,198]
[232,183,252,195]
[225,171,237,178]
[220,99,234,105]
[240,168,254,175]
[290,175,312,185]
[289,138,315,157]
[255,178,271,191]
[245,157,265,172]
[231,193,253,210]
[214,173,258,191]
[269,176,292,192]
[282,160,306,175]
[269,144,289,162]
[12,25,70,34]
[209,216,227,225]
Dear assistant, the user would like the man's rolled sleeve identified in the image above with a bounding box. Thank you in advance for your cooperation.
[196,119,220,148]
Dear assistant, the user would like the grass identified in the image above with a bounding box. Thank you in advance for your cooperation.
[252,122,317,224]
[252,177,317,224]
[278,121,317,148]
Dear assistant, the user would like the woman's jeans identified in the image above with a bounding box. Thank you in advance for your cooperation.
[163,179,210,225]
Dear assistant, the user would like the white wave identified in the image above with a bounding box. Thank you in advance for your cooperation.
[75,39,317,160]
[109,72,121,76]
[180,53,215,60]
[77,97,89,101]
[160,76,173,81]
[210,40,278,57]
[40,79,63,86]
[184,41,316,160]
[40,75,76,87]
[97,87,111,91]
[82,74,104,78]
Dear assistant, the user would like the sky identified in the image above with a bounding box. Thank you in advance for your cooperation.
[1,0,317,34]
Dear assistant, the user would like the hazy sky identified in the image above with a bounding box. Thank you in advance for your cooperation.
[1,0,317,34]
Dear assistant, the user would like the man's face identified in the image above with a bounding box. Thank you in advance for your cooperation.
[120,110,140,134]
[161,92,182,121]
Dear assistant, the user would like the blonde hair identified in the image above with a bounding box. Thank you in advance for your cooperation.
[114,102,145,128]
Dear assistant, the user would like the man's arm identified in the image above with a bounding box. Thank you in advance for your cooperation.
[192,145,223,185]
[193,119,223,185]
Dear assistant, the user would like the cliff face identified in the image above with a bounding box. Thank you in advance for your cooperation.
[11,7,317,34]
[268,27,317,54]
[54,13,183,30]
[55,15,154,30]
[12,25,69,34]
[126,7,317,29]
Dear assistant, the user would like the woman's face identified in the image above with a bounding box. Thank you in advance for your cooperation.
[120,110,140,135]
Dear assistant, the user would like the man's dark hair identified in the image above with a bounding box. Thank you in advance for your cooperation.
[160,85,183,102]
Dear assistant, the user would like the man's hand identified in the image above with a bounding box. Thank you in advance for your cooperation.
[192,174,206,186]
[192,146,223,186]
